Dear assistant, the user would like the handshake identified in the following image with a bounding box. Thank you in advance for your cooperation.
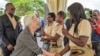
[43,50,62,56]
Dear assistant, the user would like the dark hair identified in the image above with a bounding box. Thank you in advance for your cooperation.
[89,10,92,15]
[68,2,86,33]
[89,10,92,17]
[57,11,66,19]
[5,3,14,12]
[5,3,13,7]
[93,10,100,15]
[48,12,56,21]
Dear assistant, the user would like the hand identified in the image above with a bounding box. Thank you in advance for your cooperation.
[33,13,38,19]
[7,44,14,51]
[43,49,55,56]
[62,25,68,36]
[41,29,46,36]
[55,53,61,56]
[44,53,55,56]
[41,37,47,41]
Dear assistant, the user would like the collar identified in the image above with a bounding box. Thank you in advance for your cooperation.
[25,27,35,36]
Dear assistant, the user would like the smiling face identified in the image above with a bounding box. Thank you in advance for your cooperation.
[92,12,99,20]
[47,15,54,23]
[56,14,63,23]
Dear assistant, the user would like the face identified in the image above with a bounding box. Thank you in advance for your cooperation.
[92,12,99,20]
[6,4,15,16]
[31,16,40,29]
[56,14,62,23]
[47,15,53,23]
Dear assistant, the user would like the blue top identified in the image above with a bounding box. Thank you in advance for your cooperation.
[91,30,100,42]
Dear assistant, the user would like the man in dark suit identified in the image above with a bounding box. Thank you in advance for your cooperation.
[0,3,22,56]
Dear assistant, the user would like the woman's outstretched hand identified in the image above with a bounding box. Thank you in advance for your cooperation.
[62,25,68,36]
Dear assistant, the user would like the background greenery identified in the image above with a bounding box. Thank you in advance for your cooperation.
[8,0,44,17]
[0,0,91,19]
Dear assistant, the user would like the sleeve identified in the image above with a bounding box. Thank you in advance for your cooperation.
[56,25,66,38]
[78,20,92,37]
[21,34,43,55]
[0,17,10,47]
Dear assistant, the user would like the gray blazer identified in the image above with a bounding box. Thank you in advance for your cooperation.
[11,27,43,56]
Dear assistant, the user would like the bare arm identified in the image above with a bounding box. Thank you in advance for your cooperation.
[45,33,60,41]
[65,32,89,47]
[41,29,60,41]
[59,43,70,56]
[62,20,91,47]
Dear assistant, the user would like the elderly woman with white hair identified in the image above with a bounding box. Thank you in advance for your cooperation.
[10,14,53,56]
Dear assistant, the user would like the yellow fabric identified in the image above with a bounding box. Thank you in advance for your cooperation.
[49,47,63,53]
[47,0,57,13]
[58,0,67,12]
[70,46,94,56]
[44,22,55,38]
[43,22,55,44]
[49,22,65,53]
[46,0,67,13]
[0,48,3,56]
[6,12,17,29]
[69,19,93,56]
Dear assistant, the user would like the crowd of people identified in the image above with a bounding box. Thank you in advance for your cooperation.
[0,2,100,56]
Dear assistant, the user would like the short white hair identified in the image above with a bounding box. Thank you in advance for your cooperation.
[24,14,34,27]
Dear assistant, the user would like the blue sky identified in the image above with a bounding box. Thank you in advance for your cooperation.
[0,0,100,11]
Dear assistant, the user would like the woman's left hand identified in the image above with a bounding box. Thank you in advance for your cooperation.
[62,25,69,36]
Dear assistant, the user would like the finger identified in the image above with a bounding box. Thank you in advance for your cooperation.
[62,25,65,29]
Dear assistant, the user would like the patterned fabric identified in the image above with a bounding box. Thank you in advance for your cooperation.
[69,19,94,56]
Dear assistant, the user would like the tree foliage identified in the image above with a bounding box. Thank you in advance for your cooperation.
[85,11,91,18]
[0,8,3,16]
[8,0,44,17]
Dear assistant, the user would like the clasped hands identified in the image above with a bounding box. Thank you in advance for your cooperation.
[43,52,62,56]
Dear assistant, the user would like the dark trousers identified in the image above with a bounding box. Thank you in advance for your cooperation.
[92,42,100,56]
[63,37,69,46]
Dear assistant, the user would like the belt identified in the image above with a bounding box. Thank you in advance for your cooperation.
[50,41,62,48]
[70,49,85,55]
[51,45,62,48]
